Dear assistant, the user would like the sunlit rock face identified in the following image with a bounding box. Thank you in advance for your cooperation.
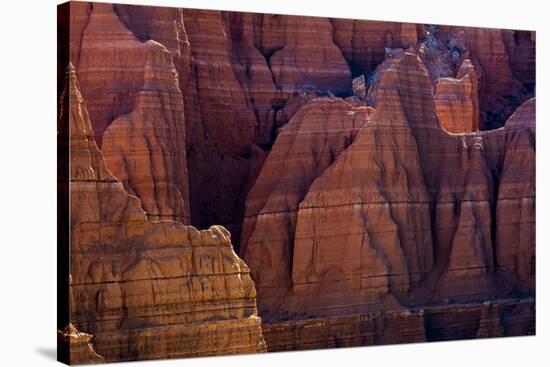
[59,64,266,362]
[243,52,535,320]
[59,1,535,360]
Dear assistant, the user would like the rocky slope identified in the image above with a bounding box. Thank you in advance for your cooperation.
[69,2,191,223]
[59,1,535,359]
[59,64,266,363]
[66,2,535,251]
[241,98,375,314]
[243,52,535,319]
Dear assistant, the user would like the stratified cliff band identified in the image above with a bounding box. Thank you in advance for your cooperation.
[59,64,266,363]
[58,1,535,364]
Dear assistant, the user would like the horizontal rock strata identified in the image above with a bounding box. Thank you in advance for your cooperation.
[70,2,191,223]
[59,1,536,358]
[60,64,266,363]
[434,59,480,133]
[242,51,535,320]
[67,2,535,253]
[262,298,533,352]
[241,98,375,315]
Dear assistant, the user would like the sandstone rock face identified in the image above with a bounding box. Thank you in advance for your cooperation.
[70,2,191,223]
[60,2,535,358]
[434,59,480,133]
[263,310,426,351]
[242,52,535,320]
[330,19,424,76]
[104,7,354,245]
[263,298,533,351]
[67,3,535,253]
[58,324,104,365]
[495,98,536,291]
[254,14,352,95]
[434,26,535,129]
[60,64,266,363]
[241,98,374,315]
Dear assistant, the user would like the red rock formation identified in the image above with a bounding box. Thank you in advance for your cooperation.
[287,53,438,316]
[495,98,536,291]
[434,59,480,133]
[502,30,536,90]
[70,2,191,223]
[435,26,534,129]
[61,64,266,363]
[60,2,536,356]
[330,19,425,76]
[263,310,426,351]
[243,51,535,319]
[241,98,374,315]
[58,323,104,365]
[253,14,352,94]
[67,3,535,252]
[263,298,533,351]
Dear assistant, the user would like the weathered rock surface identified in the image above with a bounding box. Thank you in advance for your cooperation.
[262,298,533,351]
[58,324,104,365]
[60,64,266,363]
[242,51,535,319]
[330,19,425,76]
[60,1,536,356]
[241,98,374,315]
[70,2,191,223]
[434,26,535,129]
[434,59,480,133]
[67,2,535,254]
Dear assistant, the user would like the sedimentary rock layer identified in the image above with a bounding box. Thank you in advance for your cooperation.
[262,298,534,352]
[434,26,535,129]
[60,64,266,363]
[330,19,425,76]
[242,51,535,320]
[59,2,536,356]
[67,2,535,253]
[241,98,374,315]
[58,324,104,365]
[70,2,191,223]
[434,59,480,133]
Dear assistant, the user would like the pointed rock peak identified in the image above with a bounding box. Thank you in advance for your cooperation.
[434,57,480,133]
[58,63,116,182]
[457,58,475,79]
[63,323,79,335]
[373,51,439,129]
[505,97,536,129]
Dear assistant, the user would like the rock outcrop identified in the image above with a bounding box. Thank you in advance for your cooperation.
[434,26,535,129]
[70,2,191,223]
[60,64,266,363]
[66,2,535,252]
[263,298,533,351]
[242,51,535,319]
[434,59,480,133]
[241,98,374,315]
[59,1,536,358]
[330,19,425,76]
[58,324,104,365]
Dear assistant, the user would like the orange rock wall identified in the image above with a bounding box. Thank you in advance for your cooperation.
[242,52,535,320]
[59,1,536,361]
[60,64,266,363]
[262,299,534,352]
[67,2,535,251]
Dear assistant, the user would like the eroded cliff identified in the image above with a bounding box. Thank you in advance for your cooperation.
[59,1,535,360]
[243,52,535,320]
[59,64,266,363]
